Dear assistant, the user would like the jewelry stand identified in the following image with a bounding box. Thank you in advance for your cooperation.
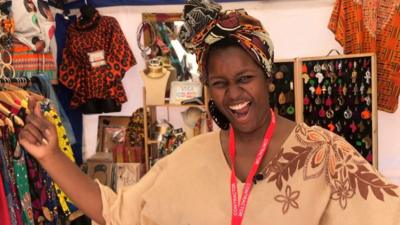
[140,67,170,105]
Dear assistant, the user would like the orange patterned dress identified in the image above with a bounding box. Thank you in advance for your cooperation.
[328,0,400,112]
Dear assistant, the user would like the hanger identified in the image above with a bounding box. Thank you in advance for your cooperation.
[0,102,24,128]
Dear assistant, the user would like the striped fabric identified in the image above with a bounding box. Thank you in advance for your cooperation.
[11,41,57,81]
[328,0,400,113]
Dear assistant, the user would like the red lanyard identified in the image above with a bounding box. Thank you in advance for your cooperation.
[229,109,276,225]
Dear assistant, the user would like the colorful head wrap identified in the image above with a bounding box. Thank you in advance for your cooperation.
[179,0,274,83]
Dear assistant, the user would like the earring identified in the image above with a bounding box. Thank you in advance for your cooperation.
[208,100,230,130]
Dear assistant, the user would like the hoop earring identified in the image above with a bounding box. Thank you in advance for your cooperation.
[208,100,230,130]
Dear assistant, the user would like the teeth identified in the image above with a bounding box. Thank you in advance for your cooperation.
[229,101,250,111]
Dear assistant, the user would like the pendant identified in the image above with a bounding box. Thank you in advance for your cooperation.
[326,108,334,119]
[364,70,371,84]
[278,92,286,105]
[309,86,316,95]
[302,64,308,73]
[362,136,372,149]
[319,107,326,118]
[349,121,357,133]
[335,121,342,132]
[275,71,284,80]
[327,122,335,132]
[316,72,324,84]
[314,63,322,73]
[302,73,310,84]
[303,95,310,105]
[286,105,295,115]
[351,70,357,83]
[358,121,365,132]
[315,96,322,105]
[361,108,371,120]
[344,107,353,120]
[268,83,276,92]
[315,85,322,95]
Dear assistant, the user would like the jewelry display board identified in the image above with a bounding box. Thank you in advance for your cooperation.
[269,59,297,122]
[296,53,378,166]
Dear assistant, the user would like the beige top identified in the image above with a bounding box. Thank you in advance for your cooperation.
[97,123,400,225]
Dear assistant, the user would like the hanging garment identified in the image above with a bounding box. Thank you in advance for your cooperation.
[54,14,82,164]
[328,0,400,112]
[0,142,12,225]
[29,74,76,145]
[40,101,78,217]
[11,0,55,53]
[59,11,135,113]
[0,126,23,225]
[13,143,34,225]
[11,41,57,81]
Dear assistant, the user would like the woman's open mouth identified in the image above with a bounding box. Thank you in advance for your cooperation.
[228,101,251,120]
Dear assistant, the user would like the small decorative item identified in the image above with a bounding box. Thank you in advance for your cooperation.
[169,81,203,104]
[300,54,376,165]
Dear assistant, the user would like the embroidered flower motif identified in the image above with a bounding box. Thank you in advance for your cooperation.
[335,154,357,179]
[267,123,399,210]
[331,178,355,209]
[274,185,300,214]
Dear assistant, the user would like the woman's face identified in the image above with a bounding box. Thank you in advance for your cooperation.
[207,46,270,133]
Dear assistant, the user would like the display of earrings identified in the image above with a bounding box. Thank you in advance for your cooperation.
[300,54,376,164]
[269,60,296,121]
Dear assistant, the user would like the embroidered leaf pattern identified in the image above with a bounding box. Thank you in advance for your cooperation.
[267,123,399,210]
[267,146,310,191]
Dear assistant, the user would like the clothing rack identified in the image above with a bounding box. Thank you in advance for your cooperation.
[0,77,31,88]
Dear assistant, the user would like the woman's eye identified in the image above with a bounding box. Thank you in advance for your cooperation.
[211,81,226,88]
[238,75,253,83]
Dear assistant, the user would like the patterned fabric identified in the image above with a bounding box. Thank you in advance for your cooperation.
[24,151,58,225]
[59,11,135,109]
[179,0,274,83]
[12,0,55,52]
[11,41,57,81]
[328,0,400,112]
[0,127,23,225]
[96,124,400,225]
[0,141,12,225]
[13,143,34,225]
[41,104,77,216]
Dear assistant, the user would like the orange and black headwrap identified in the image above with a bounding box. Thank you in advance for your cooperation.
[179,0,274,84]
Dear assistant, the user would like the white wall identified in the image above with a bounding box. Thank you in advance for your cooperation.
[81,0,400,184]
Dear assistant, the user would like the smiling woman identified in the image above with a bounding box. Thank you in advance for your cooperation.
[17,0,400,225]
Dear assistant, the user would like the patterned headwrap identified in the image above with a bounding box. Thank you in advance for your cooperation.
[179,0,274,84]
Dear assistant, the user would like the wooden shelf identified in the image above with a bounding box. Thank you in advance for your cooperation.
[142,86,210,171]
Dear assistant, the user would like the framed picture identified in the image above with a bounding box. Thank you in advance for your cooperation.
[97,116,132,152]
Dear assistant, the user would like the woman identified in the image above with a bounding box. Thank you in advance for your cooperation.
[19,0,400,225]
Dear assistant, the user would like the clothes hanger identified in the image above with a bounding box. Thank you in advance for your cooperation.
[0,102,23,128]
[5,78,29,101]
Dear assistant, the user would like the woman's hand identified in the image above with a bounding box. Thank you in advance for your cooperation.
[18,97,59,162]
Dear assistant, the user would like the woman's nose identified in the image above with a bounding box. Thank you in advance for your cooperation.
[226,84,243,100]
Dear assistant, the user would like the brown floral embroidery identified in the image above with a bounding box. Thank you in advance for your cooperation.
[267,123,398,209]
[274,185,300,214]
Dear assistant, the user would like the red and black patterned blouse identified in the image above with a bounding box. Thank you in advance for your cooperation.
[59,11,135,112]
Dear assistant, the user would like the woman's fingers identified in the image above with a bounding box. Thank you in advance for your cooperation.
[19,128,42,146]
[21,123,47,145]
[28,96,42,115]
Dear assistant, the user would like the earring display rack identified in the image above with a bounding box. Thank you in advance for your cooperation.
[295,53,378,167]
[269,59,297,122]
